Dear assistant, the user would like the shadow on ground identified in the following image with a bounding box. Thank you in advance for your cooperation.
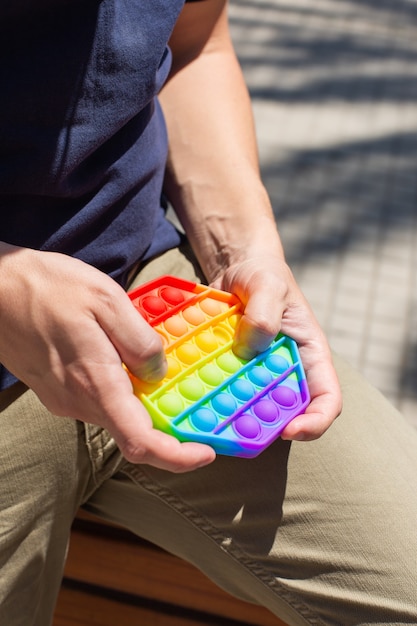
[229,0,417,408]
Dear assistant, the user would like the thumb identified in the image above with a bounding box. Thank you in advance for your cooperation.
[233,291,284,360]
[102,383,216,471]
[97,288,167,383]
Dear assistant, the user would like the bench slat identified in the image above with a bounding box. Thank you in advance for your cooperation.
[54,512,285,626]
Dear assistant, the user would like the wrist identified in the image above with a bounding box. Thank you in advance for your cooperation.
[0,243,35,294]
[170,178,285,282]
[200,212,285,283]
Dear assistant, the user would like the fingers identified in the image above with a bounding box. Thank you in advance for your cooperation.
[220,261,342,441]
[64,272,214,470]
[0,249,214,472]
[102,390,216,472]
[95,284,168,383]
[232,274,285,359]
[235,309,342,440]
[280,392,343,441]
[233,304,283,360]
[281,346,343,441]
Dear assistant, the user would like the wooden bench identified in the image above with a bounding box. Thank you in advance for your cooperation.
[54,510,287,626]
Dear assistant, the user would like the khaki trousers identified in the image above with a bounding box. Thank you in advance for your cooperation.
[1,246,417,626]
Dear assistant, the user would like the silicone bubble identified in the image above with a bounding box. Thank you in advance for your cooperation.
[176,343,201,365]
[199,298,222,316]
[190,408,218,432]
[253,400,279,423]
[230,379,254,402]
[199,363,224,387]
[265,354,290,375]
[213,326,231,344]
[217,352,241,374]
[227,314,240,329]
[164,316,188,337]
[247,366,273,387]
[272,386,298,408]
[142,295,167,316]
[211,393,237,416]
[158,393,184,417]
[234,415,261,439]
[195,331,218,353]
[166,356,182,379]
[160,286,185,306]
[182,305,206,326]
[178,378,205,401]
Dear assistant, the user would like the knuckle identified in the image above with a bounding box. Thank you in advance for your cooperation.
[93,278,124,319]
[257,313,279,337]
[119,437,148,464]
[245,310,278,340]
[141,332,164,360]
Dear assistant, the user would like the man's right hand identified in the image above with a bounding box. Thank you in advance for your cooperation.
[0,244,215,472]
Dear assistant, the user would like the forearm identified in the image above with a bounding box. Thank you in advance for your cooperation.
[160,3,284,282]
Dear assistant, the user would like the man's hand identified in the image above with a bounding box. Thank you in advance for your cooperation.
[212,255,343,442]
[0,244,215,471]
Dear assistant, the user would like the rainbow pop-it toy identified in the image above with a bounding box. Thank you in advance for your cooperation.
[128,276,310,458]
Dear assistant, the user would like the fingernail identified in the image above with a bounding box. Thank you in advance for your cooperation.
[143,356,168,383]
[233,341,254,361]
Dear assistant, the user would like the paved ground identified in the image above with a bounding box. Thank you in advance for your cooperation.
[229,0,417,428]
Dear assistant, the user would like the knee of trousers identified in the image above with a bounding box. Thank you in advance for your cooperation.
[0,383,91,549]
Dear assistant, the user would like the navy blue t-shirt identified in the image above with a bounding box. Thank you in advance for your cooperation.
[0,0,190,389]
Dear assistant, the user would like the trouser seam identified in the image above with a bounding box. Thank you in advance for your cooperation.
[82,424,124,503]
[120,464,325,626]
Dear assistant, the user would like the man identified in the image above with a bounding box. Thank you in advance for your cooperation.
[1,1,416,624]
